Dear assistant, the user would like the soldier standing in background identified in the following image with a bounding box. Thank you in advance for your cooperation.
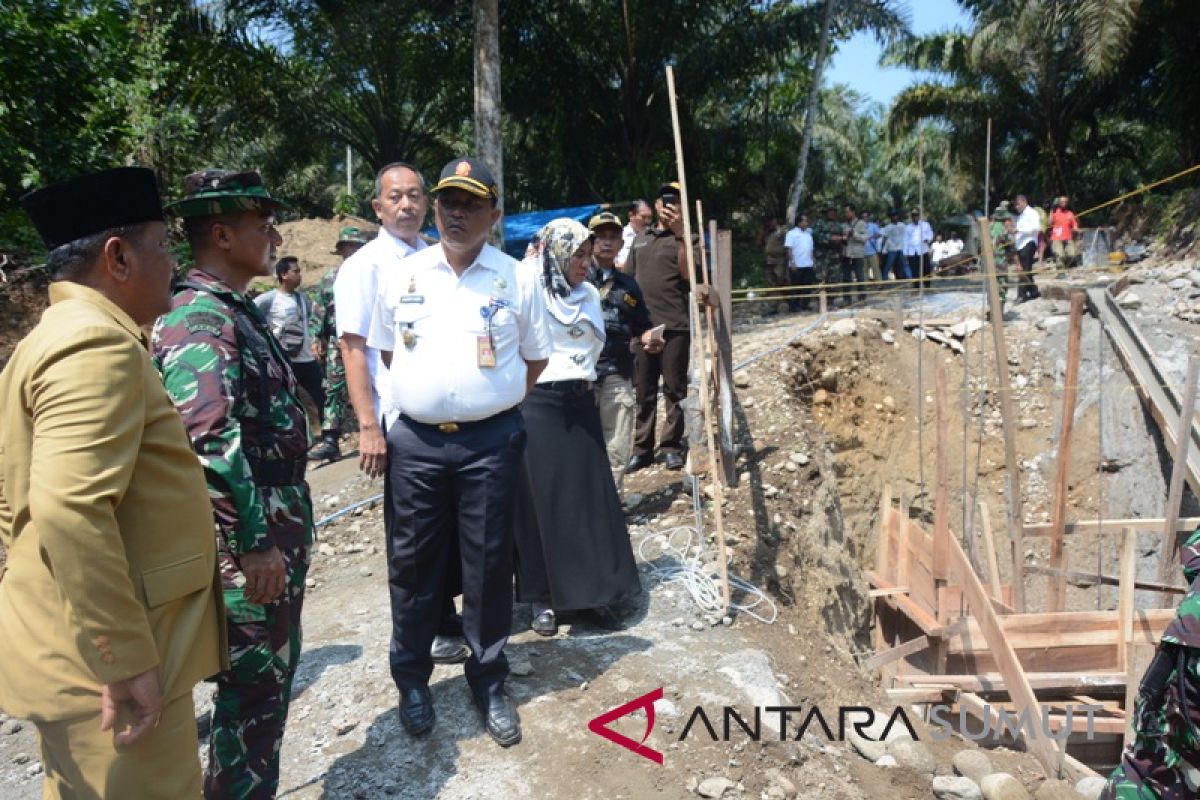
[812,206,843,292]
[761,214,787,290]
[307,225,371,462]
[152,169,313,799]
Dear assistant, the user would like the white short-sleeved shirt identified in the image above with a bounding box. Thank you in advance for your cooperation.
[333,229,427,424]
[1015,207,1041,250]
[367,243,552,424]
[783,227,814,269]
[904,220,933,256]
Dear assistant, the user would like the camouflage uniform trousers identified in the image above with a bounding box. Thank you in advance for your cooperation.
[1103,644,1200,799]
[205,544,310,800]
[320,336,348,434]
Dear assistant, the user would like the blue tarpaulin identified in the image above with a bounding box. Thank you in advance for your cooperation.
[424,204,605,259]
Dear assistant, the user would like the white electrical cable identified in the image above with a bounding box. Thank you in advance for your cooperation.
[632,524,779,625]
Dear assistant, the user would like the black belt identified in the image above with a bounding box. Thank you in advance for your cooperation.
[539,379,594,396]
[399,406,517,434]
[249,458,306,487]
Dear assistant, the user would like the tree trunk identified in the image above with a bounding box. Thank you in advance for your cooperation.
[474,0,504,247]
[786,0,836,227]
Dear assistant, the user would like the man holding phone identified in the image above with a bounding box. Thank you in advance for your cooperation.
[624,181,696,473]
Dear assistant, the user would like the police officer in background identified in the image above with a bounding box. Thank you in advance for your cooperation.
[153,170,313,799]
[587,211,654,500]
[368,157,550,748]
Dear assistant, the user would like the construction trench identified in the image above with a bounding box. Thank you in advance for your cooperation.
[734,250,1200,791]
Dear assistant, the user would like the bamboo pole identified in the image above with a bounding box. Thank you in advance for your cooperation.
[1159,356,1200,581]
[1047,292,1085,612]
[978,216,1027,611]
[934,360,949,585]
[666,65,731,609]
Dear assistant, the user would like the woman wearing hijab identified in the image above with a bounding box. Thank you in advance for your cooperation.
[513,218,643,636]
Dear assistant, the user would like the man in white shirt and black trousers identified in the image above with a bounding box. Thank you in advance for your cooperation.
[1012,194,1042,303]
[368,156,551,747]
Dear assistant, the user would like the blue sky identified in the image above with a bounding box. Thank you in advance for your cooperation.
[824,0,971,109]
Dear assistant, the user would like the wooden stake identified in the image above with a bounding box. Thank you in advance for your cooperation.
[978,500,1003,602]
[1118,526,1137,674]
[819,289,827,315]
[898,496,911,590]
[1047,291,1085,612]
[878,483,893,579]
[1159,356,1200,581]
[666,66,731,608]
[934,360,949,584]
[978,216,1026,611]
[947,532,1066,780]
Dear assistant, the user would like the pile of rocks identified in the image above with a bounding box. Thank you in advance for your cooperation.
[844,711,1110,800]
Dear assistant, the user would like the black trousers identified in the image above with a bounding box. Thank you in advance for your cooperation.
[633,330,690,458]
[1016,241,1041,300]
[290,359,325,416]
[840,257,866,304]
[907,253,930,288]
[385,408,525,696]
[789,267,817,311]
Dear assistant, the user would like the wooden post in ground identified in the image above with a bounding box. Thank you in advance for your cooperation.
[878,484,893,579]
[1159,356,1200,581]
[819,289,827,315]
[666,66,731,608]
[978,217,1027,611]
[1118,526,1137,673]
[934,360,950,586]
[978,500,1003,602]
[1047,291,1085,612]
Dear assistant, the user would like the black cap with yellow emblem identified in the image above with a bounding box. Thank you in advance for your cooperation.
[587,211,623,232]
[431,157,499,201]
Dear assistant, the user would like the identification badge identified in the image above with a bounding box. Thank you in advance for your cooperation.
[400,294,425,304]
[477,336,497,368]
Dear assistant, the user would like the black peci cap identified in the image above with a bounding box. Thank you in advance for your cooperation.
[20,167,165,250]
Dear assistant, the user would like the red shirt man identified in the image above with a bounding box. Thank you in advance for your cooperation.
[1049,197,1079,266]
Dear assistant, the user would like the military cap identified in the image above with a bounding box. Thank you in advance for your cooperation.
[332,225,372,252]
[431,157,499,200]
[167,169,290,218]
[587,211,623,231]
[20,166,164,250]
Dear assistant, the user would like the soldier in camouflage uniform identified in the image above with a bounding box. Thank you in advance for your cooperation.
[811,206,843,290]
[151,169,312,800]
[1102,525,1200,799]
[306,226,371,461]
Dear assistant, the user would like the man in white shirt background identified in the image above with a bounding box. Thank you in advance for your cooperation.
[903,208,934,288]
[255,256,323,415]
[615,199,652,270]
[881,209,909,281]
[1012,194,1042,302]
[783,213,816,312]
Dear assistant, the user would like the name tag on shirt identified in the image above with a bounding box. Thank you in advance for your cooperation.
[400,294,425,304]
[477,336,497,368]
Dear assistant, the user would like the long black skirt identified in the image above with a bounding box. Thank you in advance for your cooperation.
[513,384,642,610]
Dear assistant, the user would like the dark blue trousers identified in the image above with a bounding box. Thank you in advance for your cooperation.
[385,408,525,696]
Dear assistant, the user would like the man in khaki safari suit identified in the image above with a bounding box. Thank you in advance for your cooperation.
[0,167,225,798]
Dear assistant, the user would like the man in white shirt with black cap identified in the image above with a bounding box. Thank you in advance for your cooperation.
[369,156,550,748]
[333,163,470,668]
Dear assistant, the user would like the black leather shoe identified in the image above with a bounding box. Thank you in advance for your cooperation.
[475,686,521,747]
[430,635,470,664]
[399,687,435,736]
[664,451,685,471]
[531,609,557,637]
[626,453,654,473]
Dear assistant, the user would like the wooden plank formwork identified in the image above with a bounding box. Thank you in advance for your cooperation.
[867,500,1175,779]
